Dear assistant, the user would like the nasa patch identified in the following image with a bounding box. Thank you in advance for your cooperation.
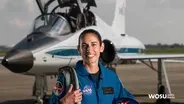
[82,85,92,95]
[116,97,139,104]
[53,81,64,96]
[117,101,129,104]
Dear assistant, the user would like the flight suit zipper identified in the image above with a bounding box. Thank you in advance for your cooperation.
[88,75,99,104]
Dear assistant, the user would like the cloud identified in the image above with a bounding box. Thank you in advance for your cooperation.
[1,0,184,45]
[98,0,115,3]
[27,0,36,12]
[0,0,39,45]
[0,0,9,10]
[9,18,30,28]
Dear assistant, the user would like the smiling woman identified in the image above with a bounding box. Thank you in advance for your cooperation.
[49,29,136,104]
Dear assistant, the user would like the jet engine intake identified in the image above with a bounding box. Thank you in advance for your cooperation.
[100,39,116,64]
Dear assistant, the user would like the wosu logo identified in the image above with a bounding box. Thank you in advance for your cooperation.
[148,94,175,99]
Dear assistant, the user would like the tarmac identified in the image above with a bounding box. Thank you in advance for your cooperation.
[0,62,184,104]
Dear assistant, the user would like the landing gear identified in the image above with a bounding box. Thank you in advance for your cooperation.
[156,59,171,104]
[141,59,172,104]
[33,75,48,104]
[156,85,171,104]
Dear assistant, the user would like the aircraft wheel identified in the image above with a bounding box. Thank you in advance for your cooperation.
[130,60,136,64]
[32,81,36,96]
[43,95,50,104]
[156,85,171,104]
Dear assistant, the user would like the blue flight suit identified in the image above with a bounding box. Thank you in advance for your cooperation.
[50,61,134,104]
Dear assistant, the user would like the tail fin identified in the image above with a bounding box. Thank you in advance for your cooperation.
[111,0,126,35]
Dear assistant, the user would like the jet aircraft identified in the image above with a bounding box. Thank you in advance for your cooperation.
[1,0,184,103]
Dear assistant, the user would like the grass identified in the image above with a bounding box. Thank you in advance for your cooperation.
[0,51,7,56]
[145,48,184,54]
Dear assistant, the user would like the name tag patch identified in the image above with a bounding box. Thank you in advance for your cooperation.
[103,87,114,94]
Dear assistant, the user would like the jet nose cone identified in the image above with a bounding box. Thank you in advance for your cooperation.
[1,49,34,73]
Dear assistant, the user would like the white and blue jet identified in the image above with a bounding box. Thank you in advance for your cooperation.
[1,0,184,103]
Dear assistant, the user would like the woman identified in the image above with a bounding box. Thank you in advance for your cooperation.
[50,29,134,104]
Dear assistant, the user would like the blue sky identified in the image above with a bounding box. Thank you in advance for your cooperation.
[1,0,184,46]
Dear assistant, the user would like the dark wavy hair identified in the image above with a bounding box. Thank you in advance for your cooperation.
[78,29,102,46]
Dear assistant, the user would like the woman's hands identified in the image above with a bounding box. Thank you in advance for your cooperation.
[60,84,82,104]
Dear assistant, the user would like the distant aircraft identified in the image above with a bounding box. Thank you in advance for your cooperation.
[1,0,184,103]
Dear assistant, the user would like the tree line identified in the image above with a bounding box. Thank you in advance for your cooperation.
[145,43,184,49]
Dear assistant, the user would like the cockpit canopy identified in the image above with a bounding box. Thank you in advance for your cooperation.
[58,0,97,7]
[32,14,71,36]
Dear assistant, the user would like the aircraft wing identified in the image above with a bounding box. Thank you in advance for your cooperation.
[117,54,184,60]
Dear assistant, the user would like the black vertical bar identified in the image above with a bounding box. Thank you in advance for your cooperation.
[157,59,162,93]
[36,0,44,15]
